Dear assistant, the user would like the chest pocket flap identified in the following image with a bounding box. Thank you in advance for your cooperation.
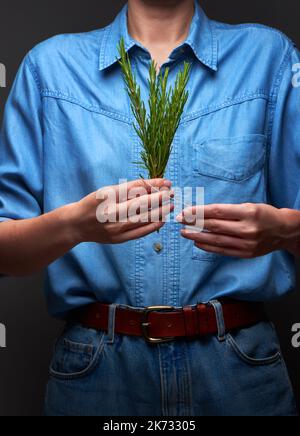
[193,134,267,182]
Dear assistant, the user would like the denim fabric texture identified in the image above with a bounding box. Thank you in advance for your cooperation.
[44,308,298,416]
[0,2,300,317]
[1,1,299,416]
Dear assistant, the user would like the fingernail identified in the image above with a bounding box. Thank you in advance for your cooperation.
[176,213,183,222]
[163,180,172,187]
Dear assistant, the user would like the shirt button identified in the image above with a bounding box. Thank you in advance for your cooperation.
[153,243,163,253]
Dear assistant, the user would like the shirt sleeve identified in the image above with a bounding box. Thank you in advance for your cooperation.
[268,45,300,210]
[0,54,43,222]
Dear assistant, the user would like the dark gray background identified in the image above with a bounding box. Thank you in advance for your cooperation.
[0,0,299,416]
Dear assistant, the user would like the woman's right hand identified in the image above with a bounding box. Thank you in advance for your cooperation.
[69,178,174,244]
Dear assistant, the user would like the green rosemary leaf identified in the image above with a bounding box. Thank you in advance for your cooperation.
[118,38,191,179]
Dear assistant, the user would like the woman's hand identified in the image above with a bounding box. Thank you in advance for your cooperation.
[70,178,174,244]
[177,203,300,258]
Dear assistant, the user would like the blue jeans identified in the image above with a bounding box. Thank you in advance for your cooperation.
[44,303,298,416]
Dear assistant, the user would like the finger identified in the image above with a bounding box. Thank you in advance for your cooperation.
[181,229,248,250]
[178,215,244,238]
[203,219,246,237]
[176,206,204,226]
[100,191,173,223]
[130,189,174,214]
[124,179,172,205]
[118,221,165,243]
[204,204,250,220]
[146,201,175,223]
[125,202,175,229]
[117,190,174,221]
[194,242,249,259]
[178,204,249,222]
[125,178,172,192]
[97,178,172,203]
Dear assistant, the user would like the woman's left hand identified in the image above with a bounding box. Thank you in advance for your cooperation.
[177,203,300,258]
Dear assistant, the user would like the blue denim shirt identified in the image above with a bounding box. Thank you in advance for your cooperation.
[1,2,300,318]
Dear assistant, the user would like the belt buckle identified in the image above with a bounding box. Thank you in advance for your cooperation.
[141,306,175,344]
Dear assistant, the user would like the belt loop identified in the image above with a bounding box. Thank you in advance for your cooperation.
[106,304,117,345]
[209,300,226,342]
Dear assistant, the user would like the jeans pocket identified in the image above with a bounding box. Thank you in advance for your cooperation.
[49,323,106,380]
[226,321,282,366]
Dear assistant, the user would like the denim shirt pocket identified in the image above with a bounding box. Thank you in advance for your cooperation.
[193,134,267,182]
[191,134,267,262]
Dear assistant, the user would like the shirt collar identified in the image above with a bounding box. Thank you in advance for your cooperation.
[99,1,218,72]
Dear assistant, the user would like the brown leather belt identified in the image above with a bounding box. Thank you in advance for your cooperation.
[70,300,266,344]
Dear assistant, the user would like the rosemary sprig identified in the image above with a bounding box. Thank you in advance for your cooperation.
[118,38,191,179]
